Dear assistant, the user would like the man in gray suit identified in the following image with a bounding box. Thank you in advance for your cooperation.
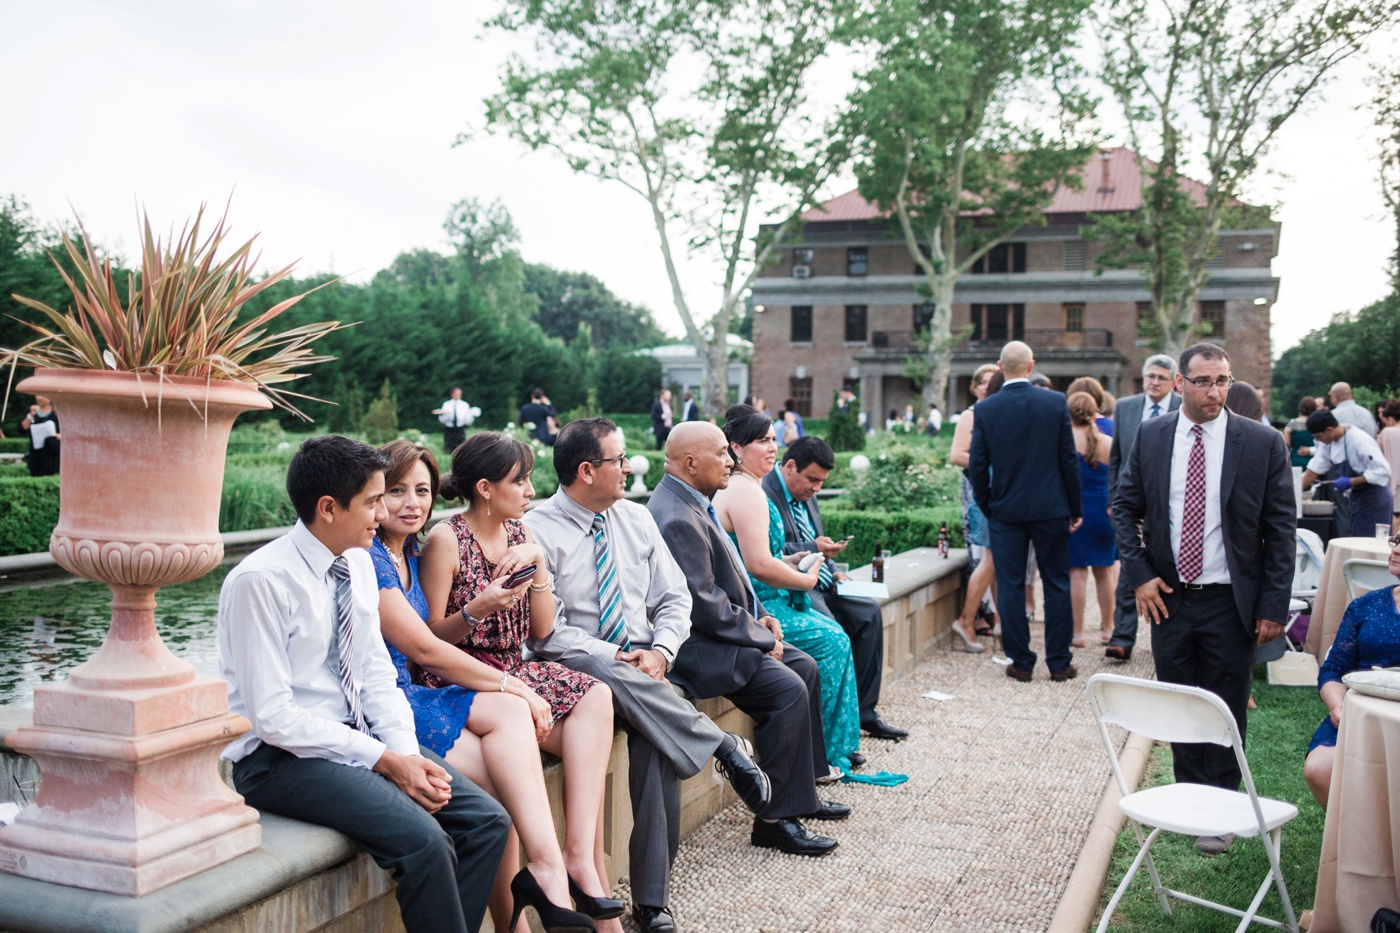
[649,422,844,857]
[1104,353,1181,663]
[1114,343,1295,855]
[761,436,907,742]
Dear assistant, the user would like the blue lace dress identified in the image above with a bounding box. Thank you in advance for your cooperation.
[732,497,861,770]
[369,537,477,757]
[1308,584,1400,754]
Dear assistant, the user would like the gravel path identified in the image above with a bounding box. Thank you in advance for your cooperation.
[617,598,1152,933]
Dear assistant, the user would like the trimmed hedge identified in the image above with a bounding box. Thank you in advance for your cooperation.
[1,438,28,455]
[0,476,61,556]
[821,504,964,568]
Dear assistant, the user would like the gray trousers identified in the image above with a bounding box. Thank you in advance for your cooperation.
[1108,567,1138,651]
[563,653,724,910]
[233,742,510,933]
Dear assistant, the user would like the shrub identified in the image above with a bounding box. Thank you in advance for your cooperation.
[845,442,961,512]
[0,438,28,455]
[827,390,865,452]
[360,378,400,444]
[0,475,61,556]
[821,502,963,567]
[220,463,298,532]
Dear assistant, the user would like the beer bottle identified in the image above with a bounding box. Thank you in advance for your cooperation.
[871,540,885,583]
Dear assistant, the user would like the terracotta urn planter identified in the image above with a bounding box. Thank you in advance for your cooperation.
[0,369,268,895]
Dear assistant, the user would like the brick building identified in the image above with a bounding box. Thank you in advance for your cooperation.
[749,147,1280,422]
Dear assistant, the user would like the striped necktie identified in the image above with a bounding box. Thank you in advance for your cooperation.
[591,514,632,650]
[1178,425,1206,582]
[328,557,370,734]
[788,498,834,590]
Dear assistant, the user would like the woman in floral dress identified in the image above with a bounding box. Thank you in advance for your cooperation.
[421,432,621,933]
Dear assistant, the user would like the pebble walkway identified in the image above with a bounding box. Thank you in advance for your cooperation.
[616,598,1153,933]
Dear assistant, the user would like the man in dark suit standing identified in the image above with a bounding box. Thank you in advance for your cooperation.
[1114,343,1295,856]
[1104,354,1181,663]
[680,391,701,422]
[648,421,844,856]
[761,436,907,742]
[970,341,1082,682]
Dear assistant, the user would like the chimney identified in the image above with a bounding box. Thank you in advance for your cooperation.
[1098,151,1114,195]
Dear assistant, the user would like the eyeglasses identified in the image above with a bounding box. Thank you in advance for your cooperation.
[1183,376,1235,390]
[1389,534,1400,549]
[589,453,629,467]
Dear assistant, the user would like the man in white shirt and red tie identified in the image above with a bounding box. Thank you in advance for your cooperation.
[1113,344,1295,856]
[217,436,509,932]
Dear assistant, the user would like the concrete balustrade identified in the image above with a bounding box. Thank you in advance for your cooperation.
[0,548,965,933]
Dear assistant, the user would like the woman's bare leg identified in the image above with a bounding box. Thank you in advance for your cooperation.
[956,553,997,637]
[1070,567,1088,645]
[1094,564,1119,643]
[1303,745,1335,810]
[540,684,621,933]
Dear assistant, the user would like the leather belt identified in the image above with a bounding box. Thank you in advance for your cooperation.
[1180,582,1230,591]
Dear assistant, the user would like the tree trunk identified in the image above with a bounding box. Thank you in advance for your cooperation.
[921,274,956,413]
[702,338,729,418]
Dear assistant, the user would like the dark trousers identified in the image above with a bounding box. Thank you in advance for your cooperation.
[233,743,510,933]
[989,517,1073,672]
[653,424,671,450]
[1109,568,1138,651]
[1149,585,1255,791]
[1347,484,1394,537]
[443,427,466,454]
[809,588,885,722]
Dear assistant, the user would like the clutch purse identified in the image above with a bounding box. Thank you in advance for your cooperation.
[1342,667,1400,701]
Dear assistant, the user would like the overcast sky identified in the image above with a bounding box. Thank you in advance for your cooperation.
[2,2,1394,357]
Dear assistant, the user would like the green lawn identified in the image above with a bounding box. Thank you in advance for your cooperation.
[1094,672,1327,930]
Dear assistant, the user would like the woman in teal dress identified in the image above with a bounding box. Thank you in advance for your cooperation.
[712,404,862,774]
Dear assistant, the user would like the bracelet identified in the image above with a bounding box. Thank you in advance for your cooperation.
[499,672,508,693]
[529,571,553,592]
[460,605,480,627]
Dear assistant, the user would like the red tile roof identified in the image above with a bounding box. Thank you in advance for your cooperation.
[800,146,1241,222]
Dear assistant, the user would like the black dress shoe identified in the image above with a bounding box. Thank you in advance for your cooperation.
[847,751,866,769]
[1050,664,1078,682]
[861,714,909,741]
[1005,666,1033,682]
[1104,645,1132,662]
[804,799,852,821]
[751,817,839,856]
[633,904,677,933]
[714,733,772,815]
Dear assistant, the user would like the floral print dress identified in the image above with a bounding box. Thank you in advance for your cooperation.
[426,514,597,722]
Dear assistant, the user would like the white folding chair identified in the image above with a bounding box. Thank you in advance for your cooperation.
[1291,528,1324,607]
[1086,673,1299,933]
[1343,558,1393,600]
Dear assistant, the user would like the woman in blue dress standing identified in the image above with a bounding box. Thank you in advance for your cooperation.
[1067,392,1119,648]
[368,440,600,933]
[712,405,862,776]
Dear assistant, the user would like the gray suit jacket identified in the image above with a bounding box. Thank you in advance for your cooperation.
[1112,411,1297,634]
[1108,392,1181,498]
[647,473,774,698]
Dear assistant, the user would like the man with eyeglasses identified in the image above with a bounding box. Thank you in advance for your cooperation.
[1300,408,1393,538]
[1114,343,1296,857]
[1104,354,1182,663]
[524,418,772,933]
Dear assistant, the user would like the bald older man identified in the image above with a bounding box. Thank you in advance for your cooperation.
[1329,382,1378,438]
[970,341,1082,682]
[647,422,842,857]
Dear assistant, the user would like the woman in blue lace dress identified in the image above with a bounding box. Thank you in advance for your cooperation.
[369,441,598,933]
[712,405,862,775]
[1067,392,1119,648]
[1302,532,1400,809]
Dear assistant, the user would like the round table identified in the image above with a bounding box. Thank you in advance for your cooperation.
[1312,690,1400,931]
[1305,536,1393,662]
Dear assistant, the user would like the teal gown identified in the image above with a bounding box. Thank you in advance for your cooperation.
[732,497,861,770]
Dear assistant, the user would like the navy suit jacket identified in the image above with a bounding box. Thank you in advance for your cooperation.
[1112,411,1297,633]
[969,381,1081,523]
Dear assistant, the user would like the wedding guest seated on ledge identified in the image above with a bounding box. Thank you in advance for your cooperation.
[217,435,509,933]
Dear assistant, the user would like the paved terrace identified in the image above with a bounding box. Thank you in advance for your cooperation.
[618,601,1153,933]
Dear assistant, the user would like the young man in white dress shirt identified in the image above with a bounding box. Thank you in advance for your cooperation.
[217,435,509,932]
[524,418,770,933]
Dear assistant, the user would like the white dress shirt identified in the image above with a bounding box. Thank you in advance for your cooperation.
[438,398,477,429]
[218,521,420,768]
[1169,409,1230,584]
[1332,399,1378,439]
[524,490,693,663]
[1307,426,1392,488]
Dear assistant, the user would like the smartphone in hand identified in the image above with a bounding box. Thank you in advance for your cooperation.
[503,564,538,588]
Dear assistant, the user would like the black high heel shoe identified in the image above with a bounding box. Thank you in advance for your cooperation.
[568,874,626,919]
[509,867,596,933]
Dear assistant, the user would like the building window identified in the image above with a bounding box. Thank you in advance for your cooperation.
[789,376,813,417]
[913,303,935,334]
[970,242,1026,274]
[793,247,814,264]
[847,247,868,276]
[845,305,868,343]
[1063,303,1085,332]
[790,305,813,343]
[971,303,1025,341]
[1136,301,1154,338]
[1064,240,1087,271]
[1199,300,1226,337]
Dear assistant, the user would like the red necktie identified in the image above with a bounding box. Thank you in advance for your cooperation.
[1178,425,1205,582]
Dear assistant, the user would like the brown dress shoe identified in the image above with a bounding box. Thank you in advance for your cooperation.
[1050,664,1078,682]
[1005,666,1033,683]
[1104,645,1132,662]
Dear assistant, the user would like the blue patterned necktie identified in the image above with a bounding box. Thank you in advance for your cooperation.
[591,514,632,650]
[788,498,834,590]
[328,557,370,734]
[1149,402,1161,419]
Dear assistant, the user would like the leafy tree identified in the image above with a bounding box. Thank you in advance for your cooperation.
[361,378,400,444]
[523,263,666,348]
[840,0,1096,411]
[1271,294,1400,416]
[1094,0,1394,356]
[827,389,866,452]
[1368,63,1400,293]
[595,348,663,413]
[482,0,846,417]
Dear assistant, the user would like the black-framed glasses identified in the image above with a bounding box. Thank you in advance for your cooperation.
[589,453,629,467]
[1183,376,1235,390]
[1389,533,1400,549]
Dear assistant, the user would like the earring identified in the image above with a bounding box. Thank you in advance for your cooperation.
[486,497,492,518]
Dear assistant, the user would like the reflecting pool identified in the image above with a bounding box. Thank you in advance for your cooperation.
[0,563,233,707]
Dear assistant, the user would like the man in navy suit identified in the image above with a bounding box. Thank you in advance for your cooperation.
[1104,354,1181,662]
[970,341,1082,682]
